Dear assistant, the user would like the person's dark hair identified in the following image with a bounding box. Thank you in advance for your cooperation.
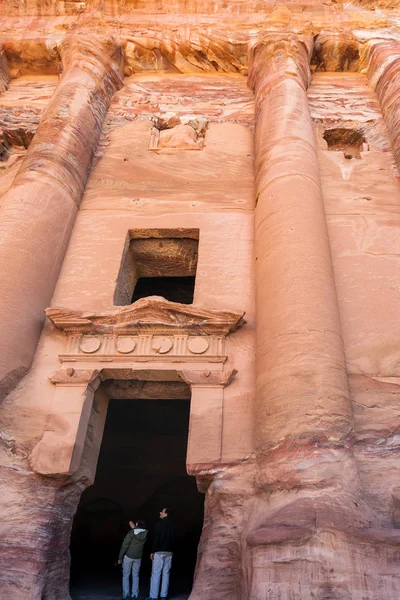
[137,520,146,528]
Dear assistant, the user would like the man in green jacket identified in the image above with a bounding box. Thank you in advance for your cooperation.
[118,520,148,599]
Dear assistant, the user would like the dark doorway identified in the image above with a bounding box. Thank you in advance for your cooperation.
[70,397,204,599]
[131,276,196,304]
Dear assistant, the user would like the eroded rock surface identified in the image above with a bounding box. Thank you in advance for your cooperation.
[0,1,400,600]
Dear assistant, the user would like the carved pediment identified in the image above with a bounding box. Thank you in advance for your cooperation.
[35,298,243,478]
[45,297,245,336]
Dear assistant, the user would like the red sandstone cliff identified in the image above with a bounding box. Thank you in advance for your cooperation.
[0,1,400,599]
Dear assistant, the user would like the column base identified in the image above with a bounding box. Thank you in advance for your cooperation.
[246,497,400,600]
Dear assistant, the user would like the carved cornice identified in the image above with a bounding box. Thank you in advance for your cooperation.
[3,24,399,78]
[45,297,245,336]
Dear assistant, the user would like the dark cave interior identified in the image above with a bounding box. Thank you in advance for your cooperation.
[131,276,196,304]
[69,397,204,599]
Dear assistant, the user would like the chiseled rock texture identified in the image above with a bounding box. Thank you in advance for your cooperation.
[0,1,400,599]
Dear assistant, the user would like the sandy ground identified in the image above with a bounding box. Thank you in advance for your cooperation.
[70,573,190,599]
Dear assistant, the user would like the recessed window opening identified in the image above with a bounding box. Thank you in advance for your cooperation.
[69,387,204,600]
[149,116,208,151]
[0,127,33,162]
[132,276,196,304]
[114,229,199,306]
[323,128,367,160]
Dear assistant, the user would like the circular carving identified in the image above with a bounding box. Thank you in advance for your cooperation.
[153,337,173,354]
[116,337,136,354]
[80,336,101,354]
[188,337,209,354]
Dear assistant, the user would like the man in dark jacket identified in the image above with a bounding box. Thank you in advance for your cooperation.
[145,508,175,600]
[118,520,148,599]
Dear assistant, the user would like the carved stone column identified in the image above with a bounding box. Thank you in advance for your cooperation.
[29,368,100,476]
[178,369,237,469]
[245,31,400,599]
[366,39,400,170]
[0,35,123,403]
[244,33,397,599]
[248,35,357,494]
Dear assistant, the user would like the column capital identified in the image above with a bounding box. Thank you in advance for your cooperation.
[49,367,100,387]
[248,34,313,101]
[59,34,124,91]
[178,368,237,387]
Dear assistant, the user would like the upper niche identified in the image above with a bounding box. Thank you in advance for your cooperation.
[149,116,208,151]
[323,128,367,160]
[114,229,199,306]
[311,35,360,72]
[0,127,33,162]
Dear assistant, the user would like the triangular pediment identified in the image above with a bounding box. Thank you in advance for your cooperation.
[45,296,245,336]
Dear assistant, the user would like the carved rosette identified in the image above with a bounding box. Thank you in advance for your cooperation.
[45,297,245,367]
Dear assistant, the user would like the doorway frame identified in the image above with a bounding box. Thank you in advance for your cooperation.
[29,297,244,479]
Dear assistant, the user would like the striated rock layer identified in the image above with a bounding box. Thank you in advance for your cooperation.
[0,1,400,599]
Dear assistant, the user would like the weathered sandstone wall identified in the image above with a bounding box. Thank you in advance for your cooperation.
[0,2,400,599]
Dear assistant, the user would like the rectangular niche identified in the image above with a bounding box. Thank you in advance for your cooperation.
[323,128,367,160]
[148,117,207,151]
[114,228,199,306]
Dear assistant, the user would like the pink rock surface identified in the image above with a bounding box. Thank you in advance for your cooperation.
[0,5,399,600]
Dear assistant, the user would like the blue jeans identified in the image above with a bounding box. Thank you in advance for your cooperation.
[149,551,173,598]
[122,555,142,598]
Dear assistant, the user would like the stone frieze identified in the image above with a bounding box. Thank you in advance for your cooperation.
[45,297,245,365]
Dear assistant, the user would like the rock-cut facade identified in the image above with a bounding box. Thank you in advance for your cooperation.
[0,0,400,598]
